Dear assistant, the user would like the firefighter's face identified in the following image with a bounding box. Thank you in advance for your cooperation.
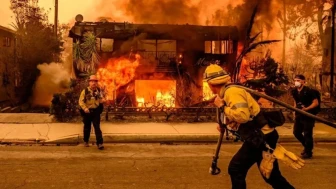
[89,80,98,89]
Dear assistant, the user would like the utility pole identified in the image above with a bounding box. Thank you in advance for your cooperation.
[331,0,335,96]
[282,0,287,67]
[54,0,58,37]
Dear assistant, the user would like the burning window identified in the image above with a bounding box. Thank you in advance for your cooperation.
[138,40,157,52]
[212,41,221,54]
[204,40,234,54]
[221,40,233,54]
[203,81,215,101]
[137,40,177,64]
[157,40,176,51]
[204,41,212,53]
[135,80,176,107]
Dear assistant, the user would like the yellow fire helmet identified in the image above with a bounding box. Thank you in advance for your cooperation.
[203,64,231,85]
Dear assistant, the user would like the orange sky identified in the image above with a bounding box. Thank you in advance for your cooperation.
[0,0,244,28]
[0,0,93,28]
[0,0,321,65]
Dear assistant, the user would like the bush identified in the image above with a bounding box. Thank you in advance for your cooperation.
[50,78,87,122]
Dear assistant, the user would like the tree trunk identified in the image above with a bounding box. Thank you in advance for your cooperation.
[317,2,330,93]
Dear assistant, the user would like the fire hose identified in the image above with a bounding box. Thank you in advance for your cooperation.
[209,107,240,175]
[234,85,336,129]
[209,84,336,175]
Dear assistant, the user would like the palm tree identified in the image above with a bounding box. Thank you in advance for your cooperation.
[232,5,281,83]
[73,31,100,76]
[73,40,85,72]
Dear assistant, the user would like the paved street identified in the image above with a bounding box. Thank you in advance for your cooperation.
[0,143,336,189]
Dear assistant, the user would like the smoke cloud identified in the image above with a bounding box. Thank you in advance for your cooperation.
[86,0,242,25]
[87,0,277,31]
[125,0,200,24]
[208,0,278,37]
[31,63,71,107]
[86,0,282,52]
[31,35,74,107]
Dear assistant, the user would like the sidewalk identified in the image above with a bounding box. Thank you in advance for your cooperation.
[1,120,336,144]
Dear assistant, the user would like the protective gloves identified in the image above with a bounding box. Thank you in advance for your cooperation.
[259,150,275,179]
[272,144,305,169]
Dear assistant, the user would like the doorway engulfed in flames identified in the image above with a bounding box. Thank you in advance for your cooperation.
[135,80,176,107]
[94,53,220,107]
[96,54,141,101]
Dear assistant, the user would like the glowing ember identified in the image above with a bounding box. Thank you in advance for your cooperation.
[203,81,215,100]
[135,80,176,107]
[96,54,141,100]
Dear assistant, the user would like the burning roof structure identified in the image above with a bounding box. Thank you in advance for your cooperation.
[69,20,238,40]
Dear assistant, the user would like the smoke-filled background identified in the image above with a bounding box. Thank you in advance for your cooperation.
[31,36,74,107]
[89,0,275,29]
[0,0,321,59]
[26,0,285,107]
[0,0,290,62]
[90,0,240,24]
[31,63,71,106]
[85,0,284,59]
[1,0,329,106]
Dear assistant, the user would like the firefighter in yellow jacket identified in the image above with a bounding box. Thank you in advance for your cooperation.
[204,64,304,189]
[78,75,105,150]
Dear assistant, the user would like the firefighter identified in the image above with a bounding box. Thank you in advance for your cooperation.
[204,64,304,189]
[78,75,105,150]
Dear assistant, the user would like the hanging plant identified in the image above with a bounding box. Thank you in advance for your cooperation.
[73,32,101,73]
[73,40,86,71]
[81,32,100,73]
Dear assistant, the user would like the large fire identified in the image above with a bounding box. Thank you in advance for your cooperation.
[96,54,141,100]
[203,81,215,100]
[96,55,177,107]
[135,80,176,107]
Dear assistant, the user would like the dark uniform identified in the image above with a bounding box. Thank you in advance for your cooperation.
[204,64,302,189]
[221,86,294,189]
[291,86,318,157]
[79,87,104,147]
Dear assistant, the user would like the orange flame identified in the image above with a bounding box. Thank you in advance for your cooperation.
[135,80,176,107]
[96,54,141,100]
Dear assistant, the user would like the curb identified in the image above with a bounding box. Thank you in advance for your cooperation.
[2,134,336,145]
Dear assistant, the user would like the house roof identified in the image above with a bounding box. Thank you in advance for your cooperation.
[69,21,239,40]
[0,25,16,35]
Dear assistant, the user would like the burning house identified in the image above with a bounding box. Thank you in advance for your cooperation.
[69,15,239,108]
